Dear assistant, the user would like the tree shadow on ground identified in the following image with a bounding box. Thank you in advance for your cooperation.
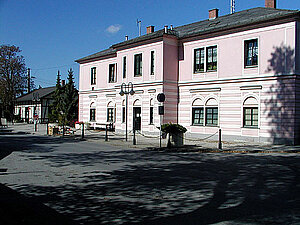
[0,133,84,153]
[12,153,300,225]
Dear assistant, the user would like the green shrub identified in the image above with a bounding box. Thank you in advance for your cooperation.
[161,123,187,134]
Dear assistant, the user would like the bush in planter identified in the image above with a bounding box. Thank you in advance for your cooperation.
[161,123,187,147]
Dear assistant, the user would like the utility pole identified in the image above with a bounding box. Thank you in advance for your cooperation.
[137,19,141,36]
[27,68,31,93]
[231,0,235,14]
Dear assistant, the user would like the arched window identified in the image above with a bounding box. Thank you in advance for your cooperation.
[149,98,154,124]
[192,98,204,125]
[90,102,96,122]
[205,98,218,126]
[107,101,115,122]
[243,97,258,128]
[133,99,141,106]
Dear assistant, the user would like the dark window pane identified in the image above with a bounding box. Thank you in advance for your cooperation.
[245,39,258,67]
[192,107,204,125]
[206,107,218,126]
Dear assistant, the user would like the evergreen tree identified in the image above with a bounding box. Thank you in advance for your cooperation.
[62,68,78,126]
[48,70,62,123]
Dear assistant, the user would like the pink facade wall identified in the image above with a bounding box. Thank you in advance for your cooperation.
[78,21,299,144]
[177,21,298,144]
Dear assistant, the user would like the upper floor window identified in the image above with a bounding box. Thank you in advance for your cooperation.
[194,48,205,73]
[193,46,217,73]
[245,39,258,67]
[91,67,96,85]
[150,51,155,75]
[206,46,217,71]
[123,56,126,78]
[109,64,116,83]
[134,53,142,76]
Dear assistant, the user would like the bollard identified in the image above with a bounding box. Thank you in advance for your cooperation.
[218,128,222,150]
[105,124,108,141]
[46,123,49,135]
[133,126,136,145]
[81,123,84,139]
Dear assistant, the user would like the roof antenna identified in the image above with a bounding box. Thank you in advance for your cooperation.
[137,19,141,36]
[231,0,235,14]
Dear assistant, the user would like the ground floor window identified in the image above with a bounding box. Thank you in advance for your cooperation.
[149,107,153,124]
[122,106,125,123]
[107,108,114,122]
[205,107,218,126]
[90,108,96,121]
[192,107,204,125]
[243,107,258,127]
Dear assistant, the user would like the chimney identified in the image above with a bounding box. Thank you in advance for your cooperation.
[209,8,219,20]
[125,35,128,41]
[164,25,168,33]
[61,80,65,86]
[147,26,155,34]
[170,25,173,30]
[265,0,276,8]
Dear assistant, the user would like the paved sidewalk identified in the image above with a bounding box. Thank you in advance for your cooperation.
[2,123,300,153]
[1,123,300,224]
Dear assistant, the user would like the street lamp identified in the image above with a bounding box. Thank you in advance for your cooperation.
[119,82,135,142]
[32,92,39,132]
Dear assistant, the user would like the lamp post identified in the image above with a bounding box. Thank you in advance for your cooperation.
[119,82,135,142]
[32,92,39,132]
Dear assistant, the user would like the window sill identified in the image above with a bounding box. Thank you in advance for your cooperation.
[134,75,142,77]
[205,124,219,127]
[108,81,116,83]
[244,65,258,69]
[191,124,204,126]
[193,71,205,74]
[242,126,259,129]
[206,70,217,72]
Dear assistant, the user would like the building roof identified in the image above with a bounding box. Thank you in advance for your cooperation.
[16,86,56,102]
[76,7,299,63]
[75,48,116,63]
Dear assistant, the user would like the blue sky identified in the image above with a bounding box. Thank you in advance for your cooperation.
[0,0,298,89]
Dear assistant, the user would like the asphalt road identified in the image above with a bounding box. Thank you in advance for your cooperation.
[1,128,300,224]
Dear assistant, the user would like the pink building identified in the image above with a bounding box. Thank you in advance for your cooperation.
[76,0,300,145]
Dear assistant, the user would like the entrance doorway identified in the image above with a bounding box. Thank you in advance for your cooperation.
[25,107,29,123]
[133,107,141,131]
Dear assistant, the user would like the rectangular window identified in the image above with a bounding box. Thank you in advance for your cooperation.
[107,108,114,122]
[245,39,258,67]
[123,57,126,78]
[109,64,116,83]
[134,53,142,76]
[194,48,205,73]
[205,107,218,126]
[206,46,217,71]
[243,107,258,127]
[91,67,96,85]
[150,107,153,124]
[122,106,125,123]
[150,51,155,75]
[90,108,96,121]
[192,107,204,125]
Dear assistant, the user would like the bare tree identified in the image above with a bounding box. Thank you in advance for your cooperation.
[0,45,27,120]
